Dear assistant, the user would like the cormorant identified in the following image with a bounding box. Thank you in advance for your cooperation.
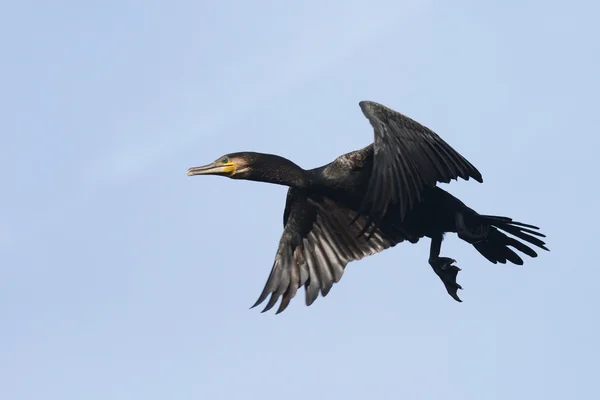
[187,101,549,314]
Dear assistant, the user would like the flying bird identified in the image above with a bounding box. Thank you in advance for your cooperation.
[187,100,549,314]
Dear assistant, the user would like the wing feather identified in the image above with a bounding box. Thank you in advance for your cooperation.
[356,101,483,234]
[251,188,407,314]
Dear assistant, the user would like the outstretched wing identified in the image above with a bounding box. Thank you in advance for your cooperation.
[356,100,483,234]
[251,189,409,314]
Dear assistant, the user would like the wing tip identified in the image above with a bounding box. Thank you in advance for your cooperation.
[358,100,396,119]
[358,100,374,110]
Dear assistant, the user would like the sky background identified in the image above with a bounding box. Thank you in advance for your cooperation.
[1,0,598,399]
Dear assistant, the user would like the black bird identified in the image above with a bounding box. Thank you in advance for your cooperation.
[187,101,549,314]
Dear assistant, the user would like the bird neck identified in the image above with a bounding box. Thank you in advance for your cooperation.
[241,153,310,189]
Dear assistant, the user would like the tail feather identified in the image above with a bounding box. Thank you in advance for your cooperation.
[481,215,546,238]
[471,215,549,265]
[480,215,542,230]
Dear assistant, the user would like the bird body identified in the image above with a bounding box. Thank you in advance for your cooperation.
[187,101,549,314]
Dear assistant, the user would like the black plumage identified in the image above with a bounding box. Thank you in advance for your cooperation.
[187,100,549,314]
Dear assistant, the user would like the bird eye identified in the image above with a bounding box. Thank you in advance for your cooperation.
[221,157,229,164]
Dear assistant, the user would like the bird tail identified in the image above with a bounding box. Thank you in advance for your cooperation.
[459,214,550,265]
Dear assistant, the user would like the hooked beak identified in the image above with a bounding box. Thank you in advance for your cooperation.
[187,162,235,177]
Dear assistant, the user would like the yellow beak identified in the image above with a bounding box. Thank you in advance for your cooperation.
[187,162,236,177]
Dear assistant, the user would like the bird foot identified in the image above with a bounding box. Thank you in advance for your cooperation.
[429,257,463,302]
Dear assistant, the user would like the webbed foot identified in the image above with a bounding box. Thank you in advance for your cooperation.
[429,257,463,302]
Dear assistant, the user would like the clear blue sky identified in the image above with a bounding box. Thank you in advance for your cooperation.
[1,1,598,399]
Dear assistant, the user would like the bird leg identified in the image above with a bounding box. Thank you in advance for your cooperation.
[428,235,463,302]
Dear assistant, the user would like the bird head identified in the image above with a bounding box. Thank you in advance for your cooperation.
[187,153,253,179]
[188,151,308,188]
